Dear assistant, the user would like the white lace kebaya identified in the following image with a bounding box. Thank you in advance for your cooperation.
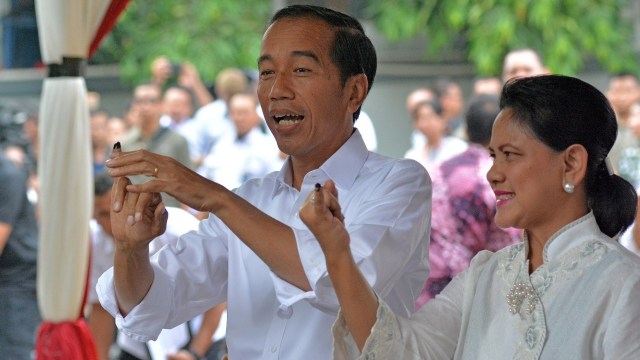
[333,212,640,360]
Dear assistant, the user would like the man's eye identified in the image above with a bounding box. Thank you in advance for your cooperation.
[295,68,310,73]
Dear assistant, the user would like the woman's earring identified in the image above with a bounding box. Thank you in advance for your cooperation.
[563,183,575,194]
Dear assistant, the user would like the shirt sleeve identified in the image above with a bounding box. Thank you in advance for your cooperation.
[96,216,229,342]
[291,160,431,315]
[333,251,494,359]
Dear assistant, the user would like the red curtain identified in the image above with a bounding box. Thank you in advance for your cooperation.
[89,0,131,57]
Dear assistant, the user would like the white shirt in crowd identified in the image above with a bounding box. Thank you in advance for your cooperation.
[197,127,281,190]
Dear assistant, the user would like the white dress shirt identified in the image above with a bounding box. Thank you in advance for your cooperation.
[98,130,431,360]
[333,212,640,359]
[90,207,207,359]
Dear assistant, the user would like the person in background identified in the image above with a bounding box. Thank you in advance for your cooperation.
[301,74,640,359]
[353,110,378,152]
[619,187,640,256]
[606,73,640,184]
[416,94,520,307]
[192,68,249,160]
[0,150,41,359]
[151,56,213,109]
[473,76,502,96]
[87,173,226,360]
[98,5,430,359]
[198,92,281,192]
[406,87,436,114]
[160,85,204,167]
[121,83,192,208]
[434,78,466,139]
[91,109,112,174]
[406,87,436,150]
[404,98,467,173]
[501,48,549,84]
[107,116,129,145]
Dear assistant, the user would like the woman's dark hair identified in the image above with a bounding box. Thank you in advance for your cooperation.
[500,74,637,237]
[270,5,377,122]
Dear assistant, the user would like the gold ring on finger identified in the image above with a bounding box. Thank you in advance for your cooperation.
[153,167,159,177]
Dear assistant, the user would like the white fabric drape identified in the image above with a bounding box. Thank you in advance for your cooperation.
[35,0,111,322]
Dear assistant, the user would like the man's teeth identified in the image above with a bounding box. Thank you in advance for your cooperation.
[274,114,304,125]
[279,119,300,125]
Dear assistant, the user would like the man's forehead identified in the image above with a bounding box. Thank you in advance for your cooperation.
[262,17,333,46]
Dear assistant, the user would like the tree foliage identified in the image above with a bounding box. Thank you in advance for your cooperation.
[366,0,639,76]
[92,0,272,85]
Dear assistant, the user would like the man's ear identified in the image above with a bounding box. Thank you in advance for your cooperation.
[563,144,588,187]
[346,73,368,114]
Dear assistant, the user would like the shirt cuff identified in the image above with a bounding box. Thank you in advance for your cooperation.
[96,265,174,342]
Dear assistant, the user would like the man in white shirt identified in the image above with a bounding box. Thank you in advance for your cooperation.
[99,5,431,360]
[198,93,281,190]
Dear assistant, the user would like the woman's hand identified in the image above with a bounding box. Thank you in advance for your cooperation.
[299,180,350,262]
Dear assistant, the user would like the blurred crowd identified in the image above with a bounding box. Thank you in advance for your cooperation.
[1,46,640,360]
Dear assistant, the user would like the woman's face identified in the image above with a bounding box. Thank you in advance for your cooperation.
[413,103,446,143]
[486,108,566,233]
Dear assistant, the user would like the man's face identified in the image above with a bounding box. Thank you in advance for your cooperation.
[229,95,261,137]
[502,51,547,83]
[132,85,163,125]
[257,17,355,166]
[163,88,193,123]
[607,76,640,117]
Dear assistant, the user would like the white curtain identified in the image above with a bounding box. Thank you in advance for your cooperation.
[35,0,112,322]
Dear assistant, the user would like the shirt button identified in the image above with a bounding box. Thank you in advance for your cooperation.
[271,345,278,353]
[277,306,293,319]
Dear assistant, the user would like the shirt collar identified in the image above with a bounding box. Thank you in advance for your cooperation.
[542,211,607,262]
[275,129,368,191]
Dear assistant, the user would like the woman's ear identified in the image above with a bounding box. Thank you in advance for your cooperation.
[563,144,588,186]
[346,73,368,114]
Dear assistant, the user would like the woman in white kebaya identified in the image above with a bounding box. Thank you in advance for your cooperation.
[300,75,640,359]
